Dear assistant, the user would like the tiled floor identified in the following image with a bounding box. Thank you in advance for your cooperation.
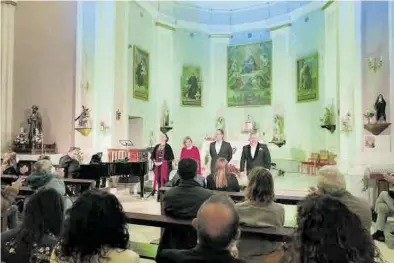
[118,172,394,262]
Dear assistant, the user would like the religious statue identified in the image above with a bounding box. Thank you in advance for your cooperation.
[374,94,386,123]
[161,101,170,127]
[28,105,42,147]
[75,106,90,127]
[272,114,285,142]
[31,128,43,149]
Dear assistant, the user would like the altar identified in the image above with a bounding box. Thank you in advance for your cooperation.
[200,140,297,175]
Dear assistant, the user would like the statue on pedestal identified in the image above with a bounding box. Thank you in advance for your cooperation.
[27,105,42,147]
[374,94,387,123]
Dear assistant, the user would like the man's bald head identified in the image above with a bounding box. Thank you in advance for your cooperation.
[193,195,239,249]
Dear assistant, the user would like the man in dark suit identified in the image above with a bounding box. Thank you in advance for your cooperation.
[157,195,243,263]
[240,133,271,175]
[209,129,233,173]
[158,158,213,254]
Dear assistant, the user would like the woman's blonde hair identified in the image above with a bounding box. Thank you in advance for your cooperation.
[2,151,16,166]
[33,159,53,174]
[214,158,228,188]
[183,136,192,145]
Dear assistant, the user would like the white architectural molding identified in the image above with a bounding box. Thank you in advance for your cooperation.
[389,1,394,153]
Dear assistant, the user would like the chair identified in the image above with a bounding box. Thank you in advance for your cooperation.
[300,153,319,176]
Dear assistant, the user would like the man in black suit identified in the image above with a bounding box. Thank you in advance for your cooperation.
[158,158,213,254]
[240,133,271,175]
[209,129,233,173]
[157,195,243,263]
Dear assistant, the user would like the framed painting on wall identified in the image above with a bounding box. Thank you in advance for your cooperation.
[181,65,202,106]
[227,40,272,107]
[133,46,150,101]
[296,53,319,103]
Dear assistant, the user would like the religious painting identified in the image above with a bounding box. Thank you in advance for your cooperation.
[227,40,272,107]
[181,65,202,106]
[133,46,150,101]
[296,53,319,103]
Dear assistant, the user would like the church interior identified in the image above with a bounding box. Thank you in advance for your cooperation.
[1,0,394,262]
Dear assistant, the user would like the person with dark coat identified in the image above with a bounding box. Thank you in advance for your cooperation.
[89,152,106,188]
[157,195,244,263]
[157,158,213,256]
[240,132,271,174]
[151,133,174,194]
[209,129,233,173]
[59,147,80,179]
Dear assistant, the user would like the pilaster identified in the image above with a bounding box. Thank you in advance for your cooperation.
[0,0,17,153]
[389,1,394,155]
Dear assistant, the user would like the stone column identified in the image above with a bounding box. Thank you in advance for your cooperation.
[270,24,295,152]
[322,2,339,153]
[389,1,394,153]
[0,0,17,153]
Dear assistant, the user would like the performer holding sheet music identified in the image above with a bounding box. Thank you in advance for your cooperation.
[151,133,174,194]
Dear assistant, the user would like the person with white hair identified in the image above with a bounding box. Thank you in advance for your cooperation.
[371,173,394,242]
[309,165,372,230]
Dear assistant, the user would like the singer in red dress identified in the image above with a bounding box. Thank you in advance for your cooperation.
[151,133,174,191]
[179,136,201,175]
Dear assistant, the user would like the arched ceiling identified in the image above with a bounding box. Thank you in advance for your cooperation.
[144,1,312,26]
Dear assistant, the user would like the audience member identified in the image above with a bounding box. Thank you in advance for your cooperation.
[37,155,51,161]
[50,190,139,263]
[159,158,213,253]
[280,194,383,263]
[1,188,64,263]
[206,158,240,192]
[371,172,394,242]
[235,167,285,263]
[1,179,23,232]
[1,151,29,175]
[157,195,243,263]
[27,159,72,210]
[309,165,371,230]
[59,147,80,178]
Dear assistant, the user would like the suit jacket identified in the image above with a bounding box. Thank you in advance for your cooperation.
[59,155,80,178]
[240,143,271,172]
[157,245,245,263]
[209,141,233,172]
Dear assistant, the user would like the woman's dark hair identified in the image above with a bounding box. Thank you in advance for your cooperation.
[55,189,129,262]
[245,167,274,203]
[16,188,64,252]
[282,194,383,263]
[216,129,224,135]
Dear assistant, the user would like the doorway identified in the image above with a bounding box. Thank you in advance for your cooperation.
[128,116,143,148]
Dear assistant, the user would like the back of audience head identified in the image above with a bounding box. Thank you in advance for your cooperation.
[316,165,346,195]
[17,188,64,248]
[214,158,229,188]
[178,158,197,180]
[287,194,382,263]
[193,195,239,251]
[33,159,53,174]
[37,154,51,161]
[246,167,274,203]
[56,189,129,262]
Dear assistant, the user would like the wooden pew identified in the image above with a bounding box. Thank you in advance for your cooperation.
[0,175,95,188]
[125,212,294,260]
[158,187,306,205]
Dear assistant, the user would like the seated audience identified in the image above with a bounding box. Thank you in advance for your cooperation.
[309,165,371,230]
[280,194,383,263]
[371,172,394,242]
[27,159,72,210]
[159,158,213,253]
[59,147,80,178]
[235,167,285,263]
[1,179,23,232]
[206,158,240,192]
[38,155,51,161]
[2,151,29,175]
[180,136,202,175]
[166,171,205,187]
[157,195,243,263]
[50,190,139,263]
[1,188,64,263]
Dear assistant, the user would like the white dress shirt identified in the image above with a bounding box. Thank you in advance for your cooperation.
[250,144,257,158]
[215,141,222,154]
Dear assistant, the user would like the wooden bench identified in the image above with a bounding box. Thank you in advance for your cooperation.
[158,187,306,206]
[125,212,294,260]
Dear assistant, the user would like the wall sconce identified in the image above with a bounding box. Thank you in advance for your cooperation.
[367,56,383,72]
[100,121,109,132]
[116,110,121,120]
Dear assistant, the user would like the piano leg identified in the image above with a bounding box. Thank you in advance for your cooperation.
[139,175,144,198]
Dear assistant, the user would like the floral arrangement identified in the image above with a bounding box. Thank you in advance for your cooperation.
[204,135,214,141]
[320,106,334,125]
[363,110,375,124]
[204,154,210,165]
[341,112,352,134]
[228,163,240,175]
